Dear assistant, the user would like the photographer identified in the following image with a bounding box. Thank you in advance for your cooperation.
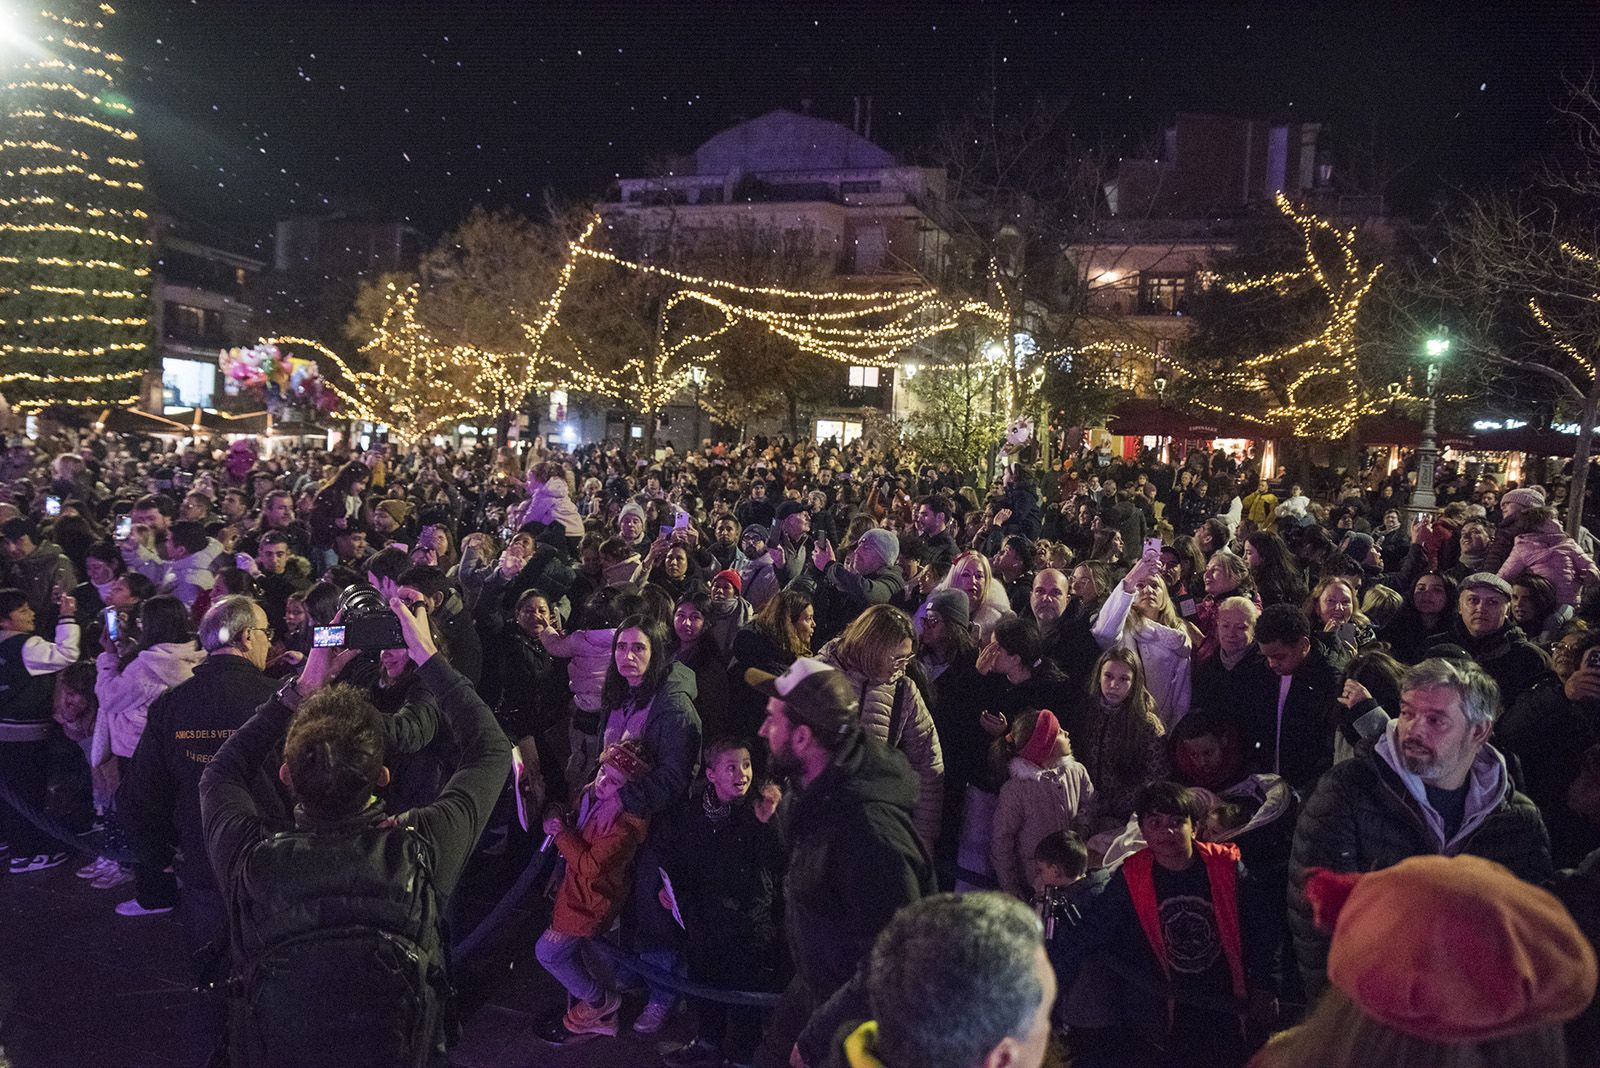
[200,595,510,1068]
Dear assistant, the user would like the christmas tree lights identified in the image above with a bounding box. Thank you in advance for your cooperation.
[0,0,152,411]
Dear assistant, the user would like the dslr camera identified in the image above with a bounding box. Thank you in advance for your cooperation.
[312,583,406,651]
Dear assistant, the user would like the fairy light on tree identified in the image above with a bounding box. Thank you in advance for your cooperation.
[0,1,153,411]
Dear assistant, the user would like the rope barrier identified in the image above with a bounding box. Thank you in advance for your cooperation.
[0,767,135,863]
[450,847,554,963]
[587,939,783,1009]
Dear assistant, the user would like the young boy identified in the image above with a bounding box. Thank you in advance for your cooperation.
[1054,781,1277,1068]
[535,739,652,1043]
[657,737,786,1068]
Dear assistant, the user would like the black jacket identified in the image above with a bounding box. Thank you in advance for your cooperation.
[1425,620,1553,709]
[782,731,933,1023]
[1192,645,1275,719]
[199,657,509,1064]
[1288,733,1552,995]
[1497,681,1600,868]
[789,560,905,646]
[660,784,787,976]
[121,654,286,893]
[1233,643,1346,796]
[432,590,483,687]
[727,623,796,740]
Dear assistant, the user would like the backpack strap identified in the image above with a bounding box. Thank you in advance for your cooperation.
[888,675,909,749]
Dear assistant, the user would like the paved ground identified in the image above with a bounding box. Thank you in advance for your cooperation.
[0,840,698,1068]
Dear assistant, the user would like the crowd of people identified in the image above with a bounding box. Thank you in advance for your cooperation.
[2,427,1599,1068]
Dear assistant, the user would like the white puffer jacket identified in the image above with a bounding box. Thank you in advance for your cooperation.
[818,640,945,848]
[92,641,207,763]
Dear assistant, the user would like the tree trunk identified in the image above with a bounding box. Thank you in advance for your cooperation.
[1566,390,1600,538]
[788,392,800,440]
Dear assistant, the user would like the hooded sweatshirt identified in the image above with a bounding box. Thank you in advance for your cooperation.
[93,640,208,762]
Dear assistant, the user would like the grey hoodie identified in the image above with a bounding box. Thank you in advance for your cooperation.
[1375,719,1510,852]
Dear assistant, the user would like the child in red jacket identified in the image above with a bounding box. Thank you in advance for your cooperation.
[535,739,651,1042]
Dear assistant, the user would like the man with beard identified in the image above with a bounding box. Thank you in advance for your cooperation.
[749,658,933,1068]
[1288,657,1552,997]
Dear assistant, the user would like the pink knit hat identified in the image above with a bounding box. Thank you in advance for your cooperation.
[1018,710,1061,767]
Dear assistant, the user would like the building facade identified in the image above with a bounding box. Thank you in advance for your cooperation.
[147,216,264,414]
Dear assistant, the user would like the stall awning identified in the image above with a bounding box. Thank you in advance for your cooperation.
[1104,399,1280,439]
[1471,426,1594,457]
[1356,413,1476,449]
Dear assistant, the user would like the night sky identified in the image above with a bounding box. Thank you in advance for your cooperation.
[111,0,1600,248]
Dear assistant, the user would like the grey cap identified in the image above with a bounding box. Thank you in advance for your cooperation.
[926,588,971,629]
[857,527,900,568]
[1460,572,1513,599]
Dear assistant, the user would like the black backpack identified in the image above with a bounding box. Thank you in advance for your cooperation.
[234,824,447,1068]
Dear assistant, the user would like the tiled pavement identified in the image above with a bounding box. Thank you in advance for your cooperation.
[0,843,695,1068]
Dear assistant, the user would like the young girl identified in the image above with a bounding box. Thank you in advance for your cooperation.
[991,709,1095,898]
[1073,647,1169,848]
[1091,547,1192,728]
[536,740,653,1041]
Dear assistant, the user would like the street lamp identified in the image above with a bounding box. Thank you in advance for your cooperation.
[688,363,706,449]
[1410,328,1451,517]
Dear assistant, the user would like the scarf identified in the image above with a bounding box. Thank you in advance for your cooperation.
[702,787,733,826]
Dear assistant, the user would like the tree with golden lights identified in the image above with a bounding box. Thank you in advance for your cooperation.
[0,1,153,411]
[1210,193,1386,439]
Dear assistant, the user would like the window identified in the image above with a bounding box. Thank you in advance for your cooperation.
[847,365,881,388]
[816,419,863,446]
[1139,274,1189,314]
[161,357,216,412]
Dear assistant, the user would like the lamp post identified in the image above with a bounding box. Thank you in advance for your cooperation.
[1152,361,1170,463]
[688,363,706,449]
[1410,329,1450,518]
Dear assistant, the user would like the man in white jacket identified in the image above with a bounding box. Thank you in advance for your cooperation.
[121,520,221,610]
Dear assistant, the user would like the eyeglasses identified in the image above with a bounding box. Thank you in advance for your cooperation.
[889,653,915,669]
[244,625,275,642]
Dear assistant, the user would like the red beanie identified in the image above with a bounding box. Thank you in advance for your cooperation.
[713,568,742,595]
[1018,709,1061,768]
[1309,855,1596,1042]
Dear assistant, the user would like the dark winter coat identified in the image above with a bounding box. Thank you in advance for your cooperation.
[1425,619,1553,710]
[607,660,703,820]
[660,784,787,980]
[1497,681,1600,868]
[121,654,285,894]
[789,560,905,645]
[781,730,934,1027]
[1288,726,1552,996]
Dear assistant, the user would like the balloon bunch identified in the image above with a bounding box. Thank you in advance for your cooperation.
[219,343,338,417]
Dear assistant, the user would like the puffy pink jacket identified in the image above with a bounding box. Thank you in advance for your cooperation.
[1498,521,1600,608]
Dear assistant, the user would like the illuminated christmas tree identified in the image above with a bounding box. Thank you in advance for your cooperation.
[0,1,153,411]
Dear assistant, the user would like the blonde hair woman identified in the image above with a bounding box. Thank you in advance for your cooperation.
[1091,545,1192,728]
[1306,575,1375,652]
[914,549,1015,643]
[818,604,945,846]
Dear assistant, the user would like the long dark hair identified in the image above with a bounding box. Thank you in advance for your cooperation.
[1084,646,1162,783]
[601,613,674,711]
[323,460,370,497]
[137,594,195,651]
[1245,529,1302,593]
[991,616,1063,682]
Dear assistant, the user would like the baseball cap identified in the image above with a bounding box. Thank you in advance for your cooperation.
[774,500,808,521]
[1460,572,1513,599]
[744,657,859,741]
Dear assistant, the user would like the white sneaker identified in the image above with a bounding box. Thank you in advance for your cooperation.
[76,857,116,879]
[91,863,135,890]
[115,898,175,917]
[8,852,67,874]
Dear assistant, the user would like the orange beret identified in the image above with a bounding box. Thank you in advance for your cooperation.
[1308,855,1596,1042]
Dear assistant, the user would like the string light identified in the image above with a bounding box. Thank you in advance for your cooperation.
[1216,193,1390,437]
[0,2,153,410]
